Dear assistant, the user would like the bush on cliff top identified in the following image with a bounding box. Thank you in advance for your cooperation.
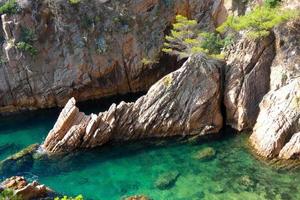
[162,15,227,59]
[217,5,298,39]
[0,0,19,15]
[264,0,281,8]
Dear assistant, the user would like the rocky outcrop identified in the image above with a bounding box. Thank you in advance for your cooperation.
[0,0,222,113]
[250,78,300,158]
[0,176,54,200]
[43,55,223,154]
[250,19,300,159]
[224,35,275,131]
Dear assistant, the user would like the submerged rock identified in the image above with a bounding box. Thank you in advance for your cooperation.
[154,171,180,190]
[1,176,54,200]
[193,147,216,161]
[43,55,223,154]
[0,144,39,174]
[250,20,300,160]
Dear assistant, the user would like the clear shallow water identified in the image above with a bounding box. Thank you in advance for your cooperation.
[0,98,300,200]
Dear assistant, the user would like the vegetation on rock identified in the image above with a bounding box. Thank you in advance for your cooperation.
[162,15,227,59]
[16,27,38,56]
[217,5,298,39]
[0,189,22,200]
[68,0,81,5]
[54,195,84,200]
[0,0,19,15]
[264,0,281,8]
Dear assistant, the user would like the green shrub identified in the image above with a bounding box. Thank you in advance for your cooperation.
[264,0,281,8]
[217,6,298,39]
[141,57,158,65]
[0,0,19,15]
[16,42,38,56]
[0,189,22,200]
[54,195,84,200]
[68,0,81,5]
[162,15,225,59]
[20,27,36,44]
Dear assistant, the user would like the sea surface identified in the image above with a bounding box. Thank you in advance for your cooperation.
[0,96,299,200]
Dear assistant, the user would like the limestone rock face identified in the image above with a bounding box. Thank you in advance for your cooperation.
[279,132,300,159]
[224,35,275,131]
[250,78,300,158]
[250,20,300,159]
[43,55,223,154]
[1,176,54,200]
[0,0,220,113]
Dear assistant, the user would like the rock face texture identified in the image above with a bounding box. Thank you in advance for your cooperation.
[250,20,300,159]
[43,55,223,154]
[0,176,54,200]
[224,35,275,131]
[0,0,221,113]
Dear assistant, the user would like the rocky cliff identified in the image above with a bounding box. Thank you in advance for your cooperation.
[0,0,222,113]
[250,19,300,159]
[43,55,223,153]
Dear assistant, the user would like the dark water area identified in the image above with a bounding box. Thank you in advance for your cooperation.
[0,94,299,200]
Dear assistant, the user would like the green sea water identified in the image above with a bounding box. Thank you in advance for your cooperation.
[0,98,299,200]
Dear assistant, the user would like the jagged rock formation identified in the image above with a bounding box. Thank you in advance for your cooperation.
[0,0,222,113]
[0,176,54,200]
[250,20,300,159]
[43,55,223,154]
[224,35,275,131]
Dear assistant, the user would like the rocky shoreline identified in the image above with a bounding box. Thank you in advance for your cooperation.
[40,18,300,160]
[0,1,299,199]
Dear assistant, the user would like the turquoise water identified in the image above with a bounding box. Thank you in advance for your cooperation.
[0,98,300,200]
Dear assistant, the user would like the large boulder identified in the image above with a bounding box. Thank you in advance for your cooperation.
[250,19,300,159]
[1,176,54,200]
[250,78,300,158]
[43,55,223,154]
[0,0,221,113]
[224,35,275,131]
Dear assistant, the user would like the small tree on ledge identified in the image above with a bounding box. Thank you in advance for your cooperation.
[162,15,225,60]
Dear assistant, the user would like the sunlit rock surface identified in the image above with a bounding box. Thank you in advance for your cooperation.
[43,55,223,154]
[0,0,221,113]
[250,20,300,159]
[1,176,54,200]
[224,35,275,131]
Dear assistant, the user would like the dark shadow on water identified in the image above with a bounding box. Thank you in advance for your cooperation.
[0,93,144,134]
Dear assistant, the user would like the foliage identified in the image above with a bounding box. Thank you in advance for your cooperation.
[68,0,81,5]
[0,189,22,200]
[199,32,225,55]
[17,27,38,56]
[141,57,158,65]
[162,15,225,59]
[217,6,298,39]
[20,27,36,44]
[0,0,19,15]
[264,0,281,8]
[54,195,84,200]
[16,42,38,56]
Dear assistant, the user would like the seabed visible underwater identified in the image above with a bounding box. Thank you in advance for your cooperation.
[0,98,299,200]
